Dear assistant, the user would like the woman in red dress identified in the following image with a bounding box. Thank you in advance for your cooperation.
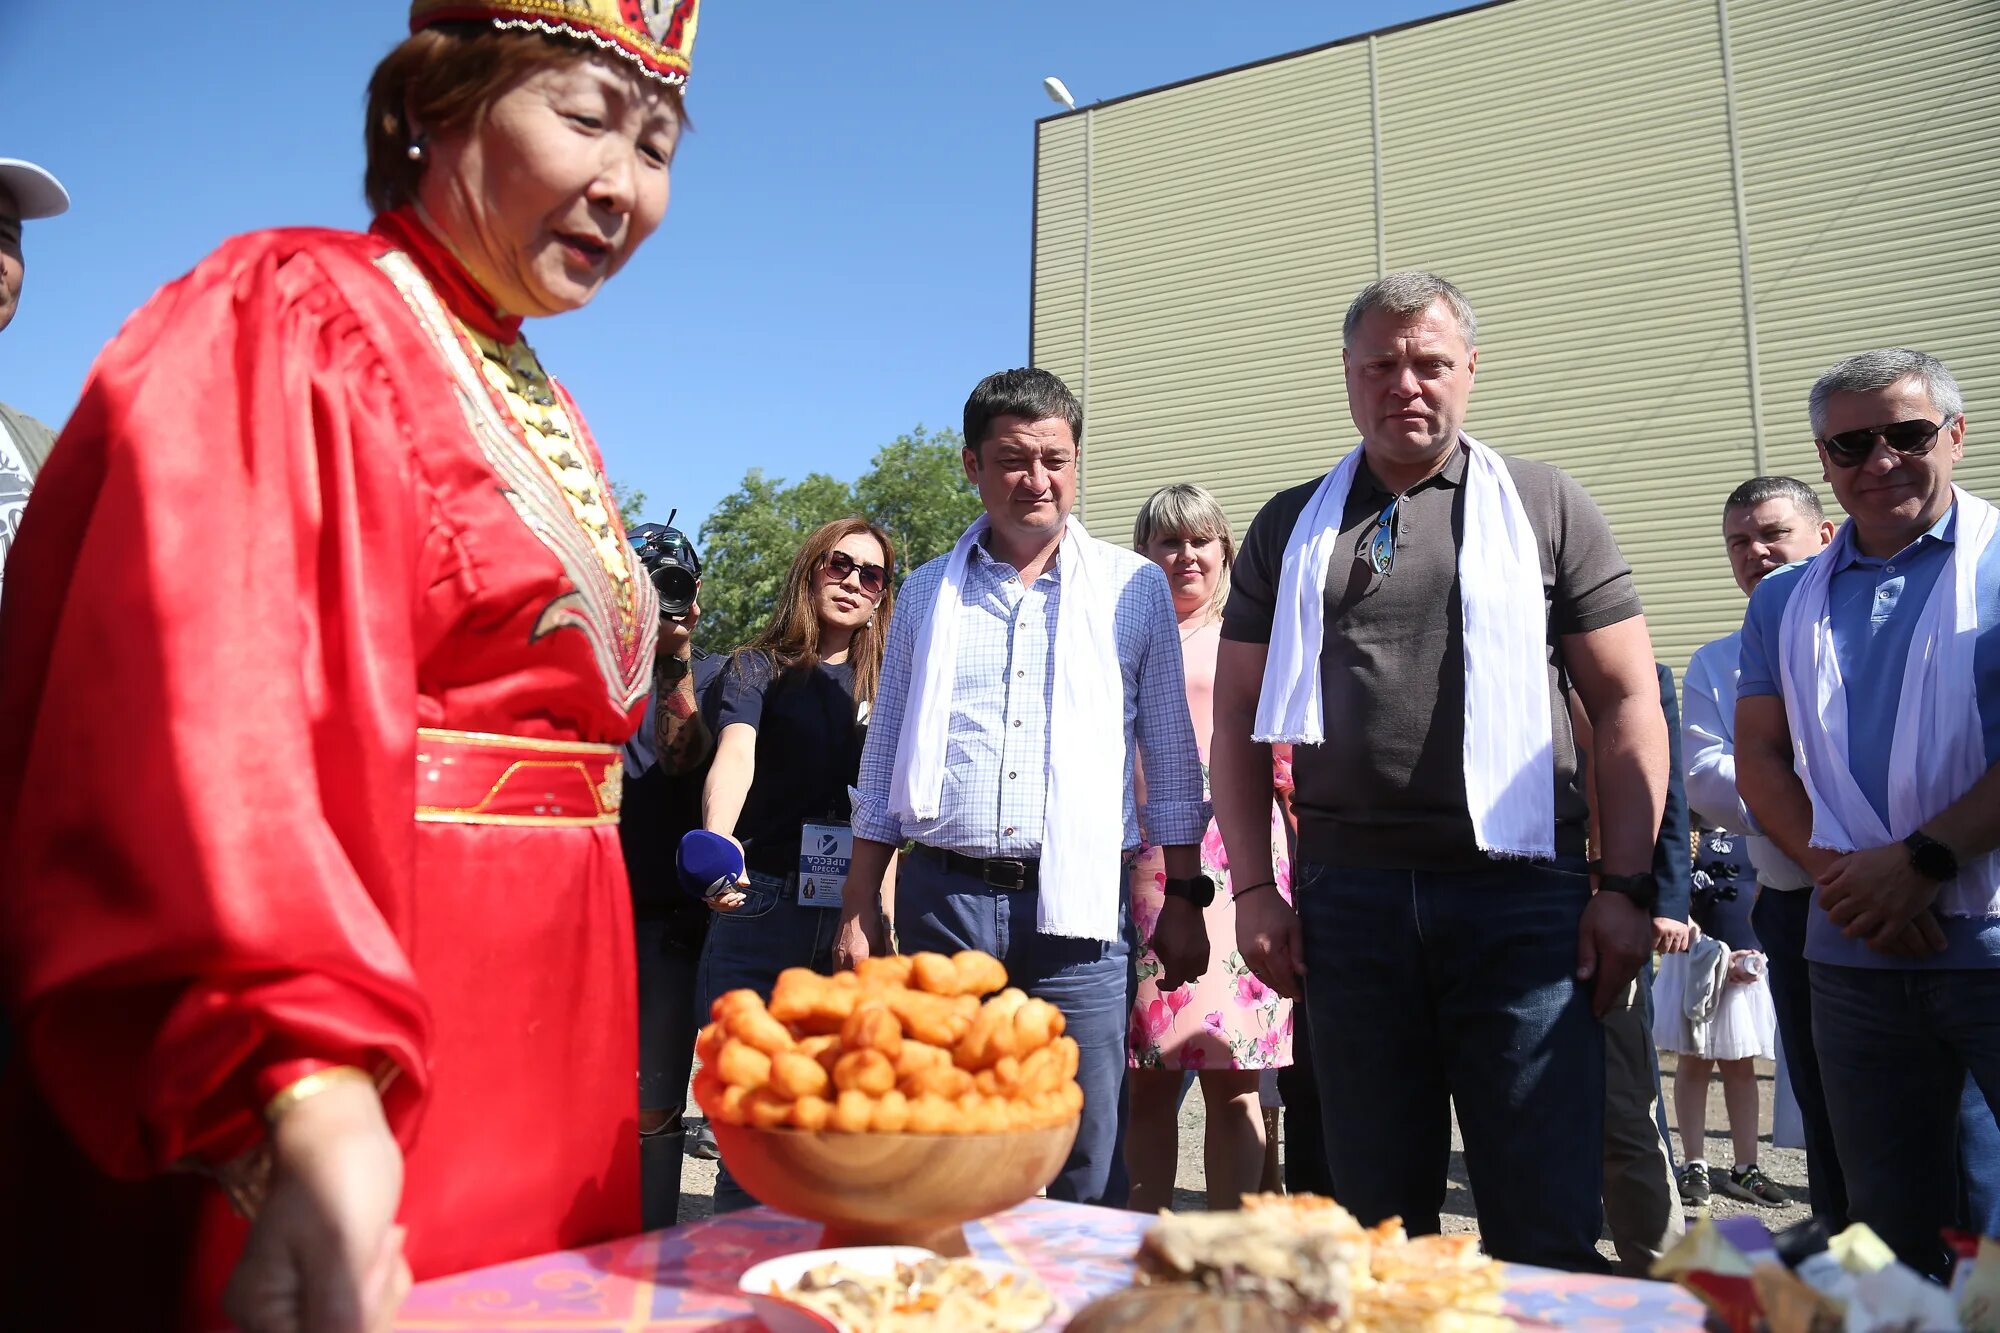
[0,5,699,1329]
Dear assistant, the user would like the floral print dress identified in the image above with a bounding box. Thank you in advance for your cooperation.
[1128,619,1294,1071]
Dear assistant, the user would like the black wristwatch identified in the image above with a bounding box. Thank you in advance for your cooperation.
[658,651,691,684]
[1905,830,1960,883]
[1163,874,1216,908]
[1596,871,1660,914]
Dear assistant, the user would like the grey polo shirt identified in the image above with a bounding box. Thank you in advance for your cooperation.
[1223,440,1643,870]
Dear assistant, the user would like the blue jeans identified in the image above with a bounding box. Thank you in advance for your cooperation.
[1810,962,2000,1278]
[894,851,1134,1207]
[696,870,842,1214]
[1295,860,1607,1272]
[1753,887,1849,1225]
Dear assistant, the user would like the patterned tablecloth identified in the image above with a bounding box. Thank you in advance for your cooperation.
[395,1199,1707,1331]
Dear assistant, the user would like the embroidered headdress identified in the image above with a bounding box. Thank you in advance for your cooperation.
[410,0,699,86]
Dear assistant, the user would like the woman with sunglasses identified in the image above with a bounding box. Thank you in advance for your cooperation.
[694,517,894,1209]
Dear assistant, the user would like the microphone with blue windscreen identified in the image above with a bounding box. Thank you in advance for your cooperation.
[678,829,747,904]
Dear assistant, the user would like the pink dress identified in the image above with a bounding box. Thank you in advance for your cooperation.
[1128,619,1294,1072]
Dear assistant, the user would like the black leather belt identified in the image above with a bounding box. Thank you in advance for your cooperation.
[912,843,1040,892]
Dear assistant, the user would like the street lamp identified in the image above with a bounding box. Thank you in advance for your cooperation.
[1041,74,1090,504]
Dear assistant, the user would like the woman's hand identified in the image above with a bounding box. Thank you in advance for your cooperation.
[703,832,749,912]
[223,1077,408,1333]
[1725,950,1763,986]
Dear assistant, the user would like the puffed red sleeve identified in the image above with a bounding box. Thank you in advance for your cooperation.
[0,231,438,1176]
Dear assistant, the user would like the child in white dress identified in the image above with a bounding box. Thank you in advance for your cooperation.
[1652,827,1789,1207]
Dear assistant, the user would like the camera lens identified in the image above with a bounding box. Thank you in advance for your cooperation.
[653,563,697,617]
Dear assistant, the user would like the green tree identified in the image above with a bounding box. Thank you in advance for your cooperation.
[696,468,856,647]
[853,426,981,576]
[610,479,647,531]
[694,426,982,650]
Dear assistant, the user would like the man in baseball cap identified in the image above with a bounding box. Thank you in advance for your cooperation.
[0,155,70,599]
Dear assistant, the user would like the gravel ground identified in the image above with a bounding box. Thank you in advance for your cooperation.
[674,1051,1808,1257]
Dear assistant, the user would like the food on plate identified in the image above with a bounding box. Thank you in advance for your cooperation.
[1065,1286,1306,1332]
[1122,1194,1510,1331]
[777,1255,1054,1332]
[693,950,1084,1134]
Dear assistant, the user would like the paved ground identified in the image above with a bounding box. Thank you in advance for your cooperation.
[674,1052,1808,1256]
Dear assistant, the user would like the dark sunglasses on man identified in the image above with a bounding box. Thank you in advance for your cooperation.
[1817,417,1952,469]
[820,549,888,597]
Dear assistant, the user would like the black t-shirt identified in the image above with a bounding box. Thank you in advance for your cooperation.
[716,651,864,874]
[1222,445,1643,870]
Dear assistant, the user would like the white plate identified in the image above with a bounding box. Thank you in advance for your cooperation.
[738,1246,937,1333]
[736,1248,1054,1333]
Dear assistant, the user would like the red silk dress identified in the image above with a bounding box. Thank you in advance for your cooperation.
[0,209,658,1329]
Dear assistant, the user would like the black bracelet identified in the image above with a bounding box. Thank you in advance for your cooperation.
[1232,879,1278,901]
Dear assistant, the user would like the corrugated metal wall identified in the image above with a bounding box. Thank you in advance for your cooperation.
[1034,42,1379,530]
[1031,0,2000,674]
[1730,0,2000,509]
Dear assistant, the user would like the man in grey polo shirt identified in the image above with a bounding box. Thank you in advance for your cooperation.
[0,155,71,600]
[1212,272,1667,1272]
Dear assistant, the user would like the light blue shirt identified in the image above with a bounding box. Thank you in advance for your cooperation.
[1683,630,1811,891]
[852,535,1210,858]
[1739,503,2000,968]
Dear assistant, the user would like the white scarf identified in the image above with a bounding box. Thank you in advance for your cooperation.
[1777,487,1999,917]
[889,514,1127,940]
[1254,433,1555,859]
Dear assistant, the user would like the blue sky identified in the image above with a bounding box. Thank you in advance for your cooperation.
[1,1,1457,540]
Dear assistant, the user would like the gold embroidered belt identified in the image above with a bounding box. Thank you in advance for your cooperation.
[414,727,623,827]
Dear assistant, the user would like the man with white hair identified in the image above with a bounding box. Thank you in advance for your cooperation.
[0,155,71,597]
[1736,348,2000,1278]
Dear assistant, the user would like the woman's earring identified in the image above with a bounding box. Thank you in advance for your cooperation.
[406,135,427,162]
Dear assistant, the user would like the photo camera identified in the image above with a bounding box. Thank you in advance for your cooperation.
[629,512,702,619]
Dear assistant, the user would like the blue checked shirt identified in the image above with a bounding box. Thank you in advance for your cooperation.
[852,536,1210,857]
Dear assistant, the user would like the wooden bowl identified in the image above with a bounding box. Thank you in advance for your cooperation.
[711,1119,1080,1256]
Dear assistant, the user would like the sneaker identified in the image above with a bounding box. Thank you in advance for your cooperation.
[1720,1163,1792,1206]
[1677,1160,1712,1207]
[687,1119,720,1161]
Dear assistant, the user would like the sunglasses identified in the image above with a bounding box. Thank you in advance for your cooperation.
[820,549,887,597]
[1818,418,1949,469]
[1366,496,1401,575]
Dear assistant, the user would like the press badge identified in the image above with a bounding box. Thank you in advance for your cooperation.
[798,822,852,909]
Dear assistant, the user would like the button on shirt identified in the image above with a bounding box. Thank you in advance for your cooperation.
[852,538,1209,858]
[1739,505,2000,968]
[1682,630,1811,892]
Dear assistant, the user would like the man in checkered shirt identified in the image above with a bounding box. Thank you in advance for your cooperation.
[835,368,1210,1206]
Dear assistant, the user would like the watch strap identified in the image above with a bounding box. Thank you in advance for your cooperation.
[1163,873,1215,906]
[1597,871,1660,912]
[1904,830,1959,882]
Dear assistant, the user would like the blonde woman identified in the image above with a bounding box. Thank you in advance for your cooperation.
[1125,484,1295,1212]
